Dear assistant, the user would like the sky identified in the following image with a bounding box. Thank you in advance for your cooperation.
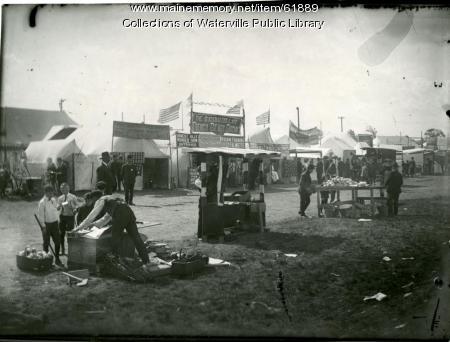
[1,4,449,141]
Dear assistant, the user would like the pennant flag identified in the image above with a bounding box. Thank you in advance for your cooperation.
[256,110,270,125]
[226,100,243,115]
[158,101,181,123]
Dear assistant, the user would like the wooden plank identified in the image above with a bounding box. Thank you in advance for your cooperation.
[317,192,321,217]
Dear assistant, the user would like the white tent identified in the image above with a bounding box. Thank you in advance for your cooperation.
[320,133,358,159]
[25,123,170,190]
[248,127,275,145]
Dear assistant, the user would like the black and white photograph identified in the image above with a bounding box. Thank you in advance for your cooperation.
[0,1,449,339]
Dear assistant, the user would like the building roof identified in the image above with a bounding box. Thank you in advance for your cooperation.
[2,107,77,146]
[376,135,420,146]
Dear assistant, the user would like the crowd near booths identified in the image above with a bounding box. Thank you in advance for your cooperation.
[183,146,280,239]
[24,121,171,191]
[402,148,435,175]
[0,107,77,194]
[248,127,289,185]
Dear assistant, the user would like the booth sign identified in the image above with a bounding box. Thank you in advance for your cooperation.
[191,112,242,135]
[176,133,199,148]
[113,121,170,140]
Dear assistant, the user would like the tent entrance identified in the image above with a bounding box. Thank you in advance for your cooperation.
[143,158,169,189]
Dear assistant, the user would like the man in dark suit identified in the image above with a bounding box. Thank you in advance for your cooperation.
[55,157,68,191]
[121,155,137,205]
[96,152,116,195]
[298,164,315,218]
[385,162,403,216]
[110,155,124,192]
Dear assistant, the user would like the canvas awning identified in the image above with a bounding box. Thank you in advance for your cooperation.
[183,146,280,157]
[403,148,434,154]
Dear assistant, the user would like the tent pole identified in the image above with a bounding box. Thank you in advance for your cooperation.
[176,146,179,189]
[242,106,246,148]
[190,92,193,134]
[72,153,75,191]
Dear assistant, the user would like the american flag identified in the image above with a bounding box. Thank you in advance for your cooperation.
[158,101,181,123]
[226,100,243,115]
[256,110,270,125]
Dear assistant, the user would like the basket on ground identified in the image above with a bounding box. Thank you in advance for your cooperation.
[16,253,53,272]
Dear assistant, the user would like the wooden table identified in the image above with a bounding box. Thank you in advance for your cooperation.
[315,185,386,218]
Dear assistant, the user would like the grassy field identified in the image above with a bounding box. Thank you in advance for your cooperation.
[0,178,449,338]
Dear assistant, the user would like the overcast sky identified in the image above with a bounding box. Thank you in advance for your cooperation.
[1,5,449,140]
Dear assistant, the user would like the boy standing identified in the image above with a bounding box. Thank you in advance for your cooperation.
[57,183,79,255]
[38,185,62,266]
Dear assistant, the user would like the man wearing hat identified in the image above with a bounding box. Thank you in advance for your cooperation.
[298,163,315,218]
[121,155,137,205]
[384,162,403,216]
[96,152,116,195]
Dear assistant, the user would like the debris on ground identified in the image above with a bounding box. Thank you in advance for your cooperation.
[395,323,406,329]
[250,301,282,313]
[403,292,412,298]
[62,271,88,287]
[364,292,387,302]
[207,257,231,267]
[284,253,297,258]
[358,219,372,222]
[331,273,341,277]
[401,257,415,260]
[382,256,392,262]
[401,282,414,289]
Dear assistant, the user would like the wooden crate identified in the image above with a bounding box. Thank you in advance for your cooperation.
[68,232,146,274]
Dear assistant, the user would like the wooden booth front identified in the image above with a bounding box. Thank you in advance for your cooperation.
[184,147,281,240]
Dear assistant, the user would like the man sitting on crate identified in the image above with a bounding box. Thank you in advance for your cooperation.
[73,192,149,264]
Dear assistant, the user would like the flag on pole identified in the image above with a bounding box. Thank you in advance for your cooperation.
[226,100,243,115]
[158,101,181,123]
[256,110,270,125]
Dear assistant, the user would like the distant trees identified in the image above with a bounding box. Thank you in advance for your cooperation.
[347,129,357,140]
[424,128,445,150]
[365,125,377,138]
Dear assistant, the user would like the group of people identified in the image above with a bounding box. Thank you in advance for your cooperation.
[36,151,147,268]
[45,157,69,194]
[297,154,404,218]
[96,151,137,205]
[0,163,11,198]
[401,157,416,177]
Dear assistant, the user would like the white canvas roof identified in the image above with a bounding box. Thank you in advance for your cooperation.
[26,123,169,163]
[26,139,81,163]
[183,146,280,157]
[403,148,434,154]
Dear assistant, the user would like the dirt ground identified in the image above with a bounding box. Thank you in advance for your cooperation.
[0,176,449,338]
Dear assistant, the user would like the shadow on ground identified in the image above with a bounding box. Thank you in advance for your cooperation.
[231,232,345,255]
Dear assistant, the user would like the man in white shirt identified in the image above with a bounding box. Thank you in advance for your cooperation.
[37,185,62,266]
[57,183,81,255]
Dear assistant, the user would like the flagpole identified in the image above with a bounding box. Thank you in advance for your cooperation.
[181,100,184,131]
[190,92,193,134]
[242,105,246,149]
